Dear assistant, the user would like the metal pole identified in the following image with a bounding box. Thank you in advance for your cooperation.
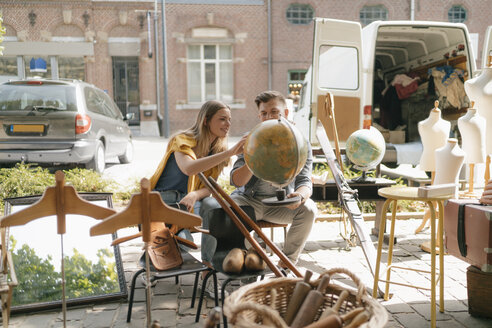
[410,0,415,20]
[267,0,272,90]
[154,1,162,122]
[147,11,153,58]
[160,0,170,137]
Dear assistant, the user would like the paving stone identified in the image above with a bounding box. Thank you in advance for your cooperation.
[393,312,429,328]
[152,294,179,310]
[79,310,115,328]
[408,302,452,321]
[450,312,492,328]
[152,310,177,327]
[176,315,202,327]
[17,312,57,327]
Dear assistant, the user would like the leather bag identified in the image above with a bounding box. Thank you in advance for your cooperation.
[148,227,183,271]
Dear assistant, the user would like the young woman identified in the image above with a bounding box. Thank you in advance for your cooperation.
[149,100,246,247]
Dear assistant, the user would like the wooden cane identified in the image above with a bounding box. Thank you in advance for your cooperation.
[204,175,303,278]
[198,173,283,277]
[325,93,344,172]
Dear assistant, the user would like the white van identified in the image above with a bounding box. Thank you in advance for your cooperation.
[294,18,492,156]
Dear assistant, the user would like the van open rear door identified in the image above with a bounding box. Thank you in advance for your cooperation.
[483,26,492,68]
[311,18,364,142]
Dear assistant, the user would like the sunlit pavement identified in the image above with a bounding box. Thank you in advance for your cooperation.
[4,136,491,327]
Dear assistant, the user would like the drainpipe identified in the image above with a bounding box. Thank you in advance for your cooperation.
[410,0,415,20]
[160,0,170,137]
[267,0,272,90]
[154,1,162,123]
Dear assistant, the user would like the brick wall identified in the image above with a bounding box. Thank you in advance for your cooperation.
[1,0,490,136]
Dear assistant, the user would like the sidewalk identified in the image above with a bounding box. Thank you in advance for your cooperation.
[5,218,491,327]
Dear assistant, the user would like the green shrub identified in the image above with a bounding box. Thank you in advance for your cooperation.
[0,164,119,213]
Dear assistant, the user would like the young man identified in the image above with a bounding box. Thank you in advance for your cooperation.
[228,90,317,265]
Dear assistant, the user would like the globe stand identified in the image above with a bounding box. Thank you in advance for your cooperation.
[261,189,301,207]
[350,169,377,184]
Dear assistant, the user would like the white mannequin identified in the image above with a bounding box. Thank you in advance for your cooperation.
[464,67,492,154]
[434,138,466,187]
[458,106,486,195]
[418,101,451,172]
[458,107,486,163]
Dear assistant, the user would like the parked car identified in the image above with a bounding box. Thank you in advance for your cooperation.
[0,78,133,173]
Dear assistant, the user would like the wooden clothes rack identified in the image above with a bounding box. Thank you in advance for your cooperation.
[90,178,202,328]
[0,170,117,328]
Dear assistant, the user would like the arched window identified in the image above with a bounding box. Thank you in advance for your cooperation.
[448,5,467,23]
[286,4,314,25]
[360,5,388,25]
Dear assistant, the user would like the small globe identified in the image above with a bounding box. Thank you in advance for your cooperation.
[345,127,386,170]
[244,117,308,188]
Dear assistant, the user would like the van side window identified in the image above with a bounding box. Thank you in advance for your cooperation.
[318,46,359,90]
[84,87,104,115]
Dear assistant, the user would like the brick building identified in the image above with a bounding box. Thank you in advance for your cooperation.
[0,1,490,136]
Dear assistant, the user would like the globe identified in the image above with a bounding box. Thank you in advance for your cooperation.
[244,117,308,188]
[345,127,386,171]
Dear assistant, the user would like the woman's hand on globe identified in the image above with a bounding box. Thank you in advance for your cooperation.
[230,134,248,156]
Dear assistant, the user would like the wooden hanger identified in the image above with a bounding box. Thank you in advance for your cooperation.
[0,171,116,234]
[90,178,201,328]
[90,178,201,242]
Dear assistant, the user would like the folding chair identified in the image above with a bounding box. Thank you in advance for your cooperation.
[126,250,214,323]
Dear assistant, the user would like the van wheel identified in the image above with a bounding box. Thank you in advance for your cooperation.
[118,140,133,164]
[86,141,105,173]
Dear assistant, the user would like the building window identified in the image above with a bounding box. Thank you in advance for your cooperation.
[360,5,388,25]
[58,57,85,81]
[187,44,233,103]
[288,70,307,95]
[0,57,19,83]
[286,4,314,25]
[448,5,467,23]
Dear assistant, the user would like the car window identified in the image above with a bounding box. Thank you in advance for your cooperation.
[0,84,77,111]
[96,89,121,119]
[84,87,105,115]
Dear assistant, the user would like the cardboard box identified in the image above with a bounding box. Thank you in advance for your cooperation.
[381,130,406,144]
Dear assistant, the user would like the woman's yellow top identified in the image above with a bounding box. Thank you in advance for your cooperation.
[149,134,220,194]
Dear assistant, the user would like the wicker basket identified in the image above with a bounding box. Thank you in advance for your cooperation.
[224,268,388,328]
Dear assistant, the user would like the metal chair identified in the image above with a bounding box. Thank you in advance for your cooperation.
[126,250,215,323]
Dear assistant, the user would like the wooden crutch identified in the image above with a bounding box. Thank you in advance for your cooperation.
[198,173,303,278]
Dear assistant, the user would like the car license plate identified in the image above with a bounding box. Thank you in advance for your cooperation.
[11,124,45,133]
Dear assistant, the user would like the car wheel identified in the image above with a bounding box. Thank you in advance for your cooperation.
[118,140,133,164]
[86,141,105,173]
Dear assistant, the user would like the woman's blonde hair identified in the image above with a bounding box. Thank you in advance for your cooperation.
[174,100,230,172]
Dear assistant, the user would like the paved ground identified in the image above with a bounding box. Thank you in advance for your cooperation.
[5,217,492,328]
[3,137,492,327]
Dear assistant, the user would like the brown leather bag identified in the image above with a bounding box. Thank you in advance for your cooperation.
[148,227,183,271]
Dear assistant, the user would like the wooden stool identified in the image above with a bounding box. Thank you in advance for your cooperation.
[372,187,451,328]
[257,221,287,242]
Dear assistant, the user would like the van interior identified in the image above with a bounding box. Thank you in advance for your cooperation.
[371,25,471,143]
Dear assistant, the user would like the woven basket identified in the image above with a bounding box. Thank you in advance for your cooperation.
[224,268,388,328]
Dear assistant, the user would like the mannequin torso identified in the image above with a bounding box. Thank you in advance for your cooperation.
[457,108,486,163]
[434,138,466,186]
[464,67,492,154]
[418,108,451,171]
